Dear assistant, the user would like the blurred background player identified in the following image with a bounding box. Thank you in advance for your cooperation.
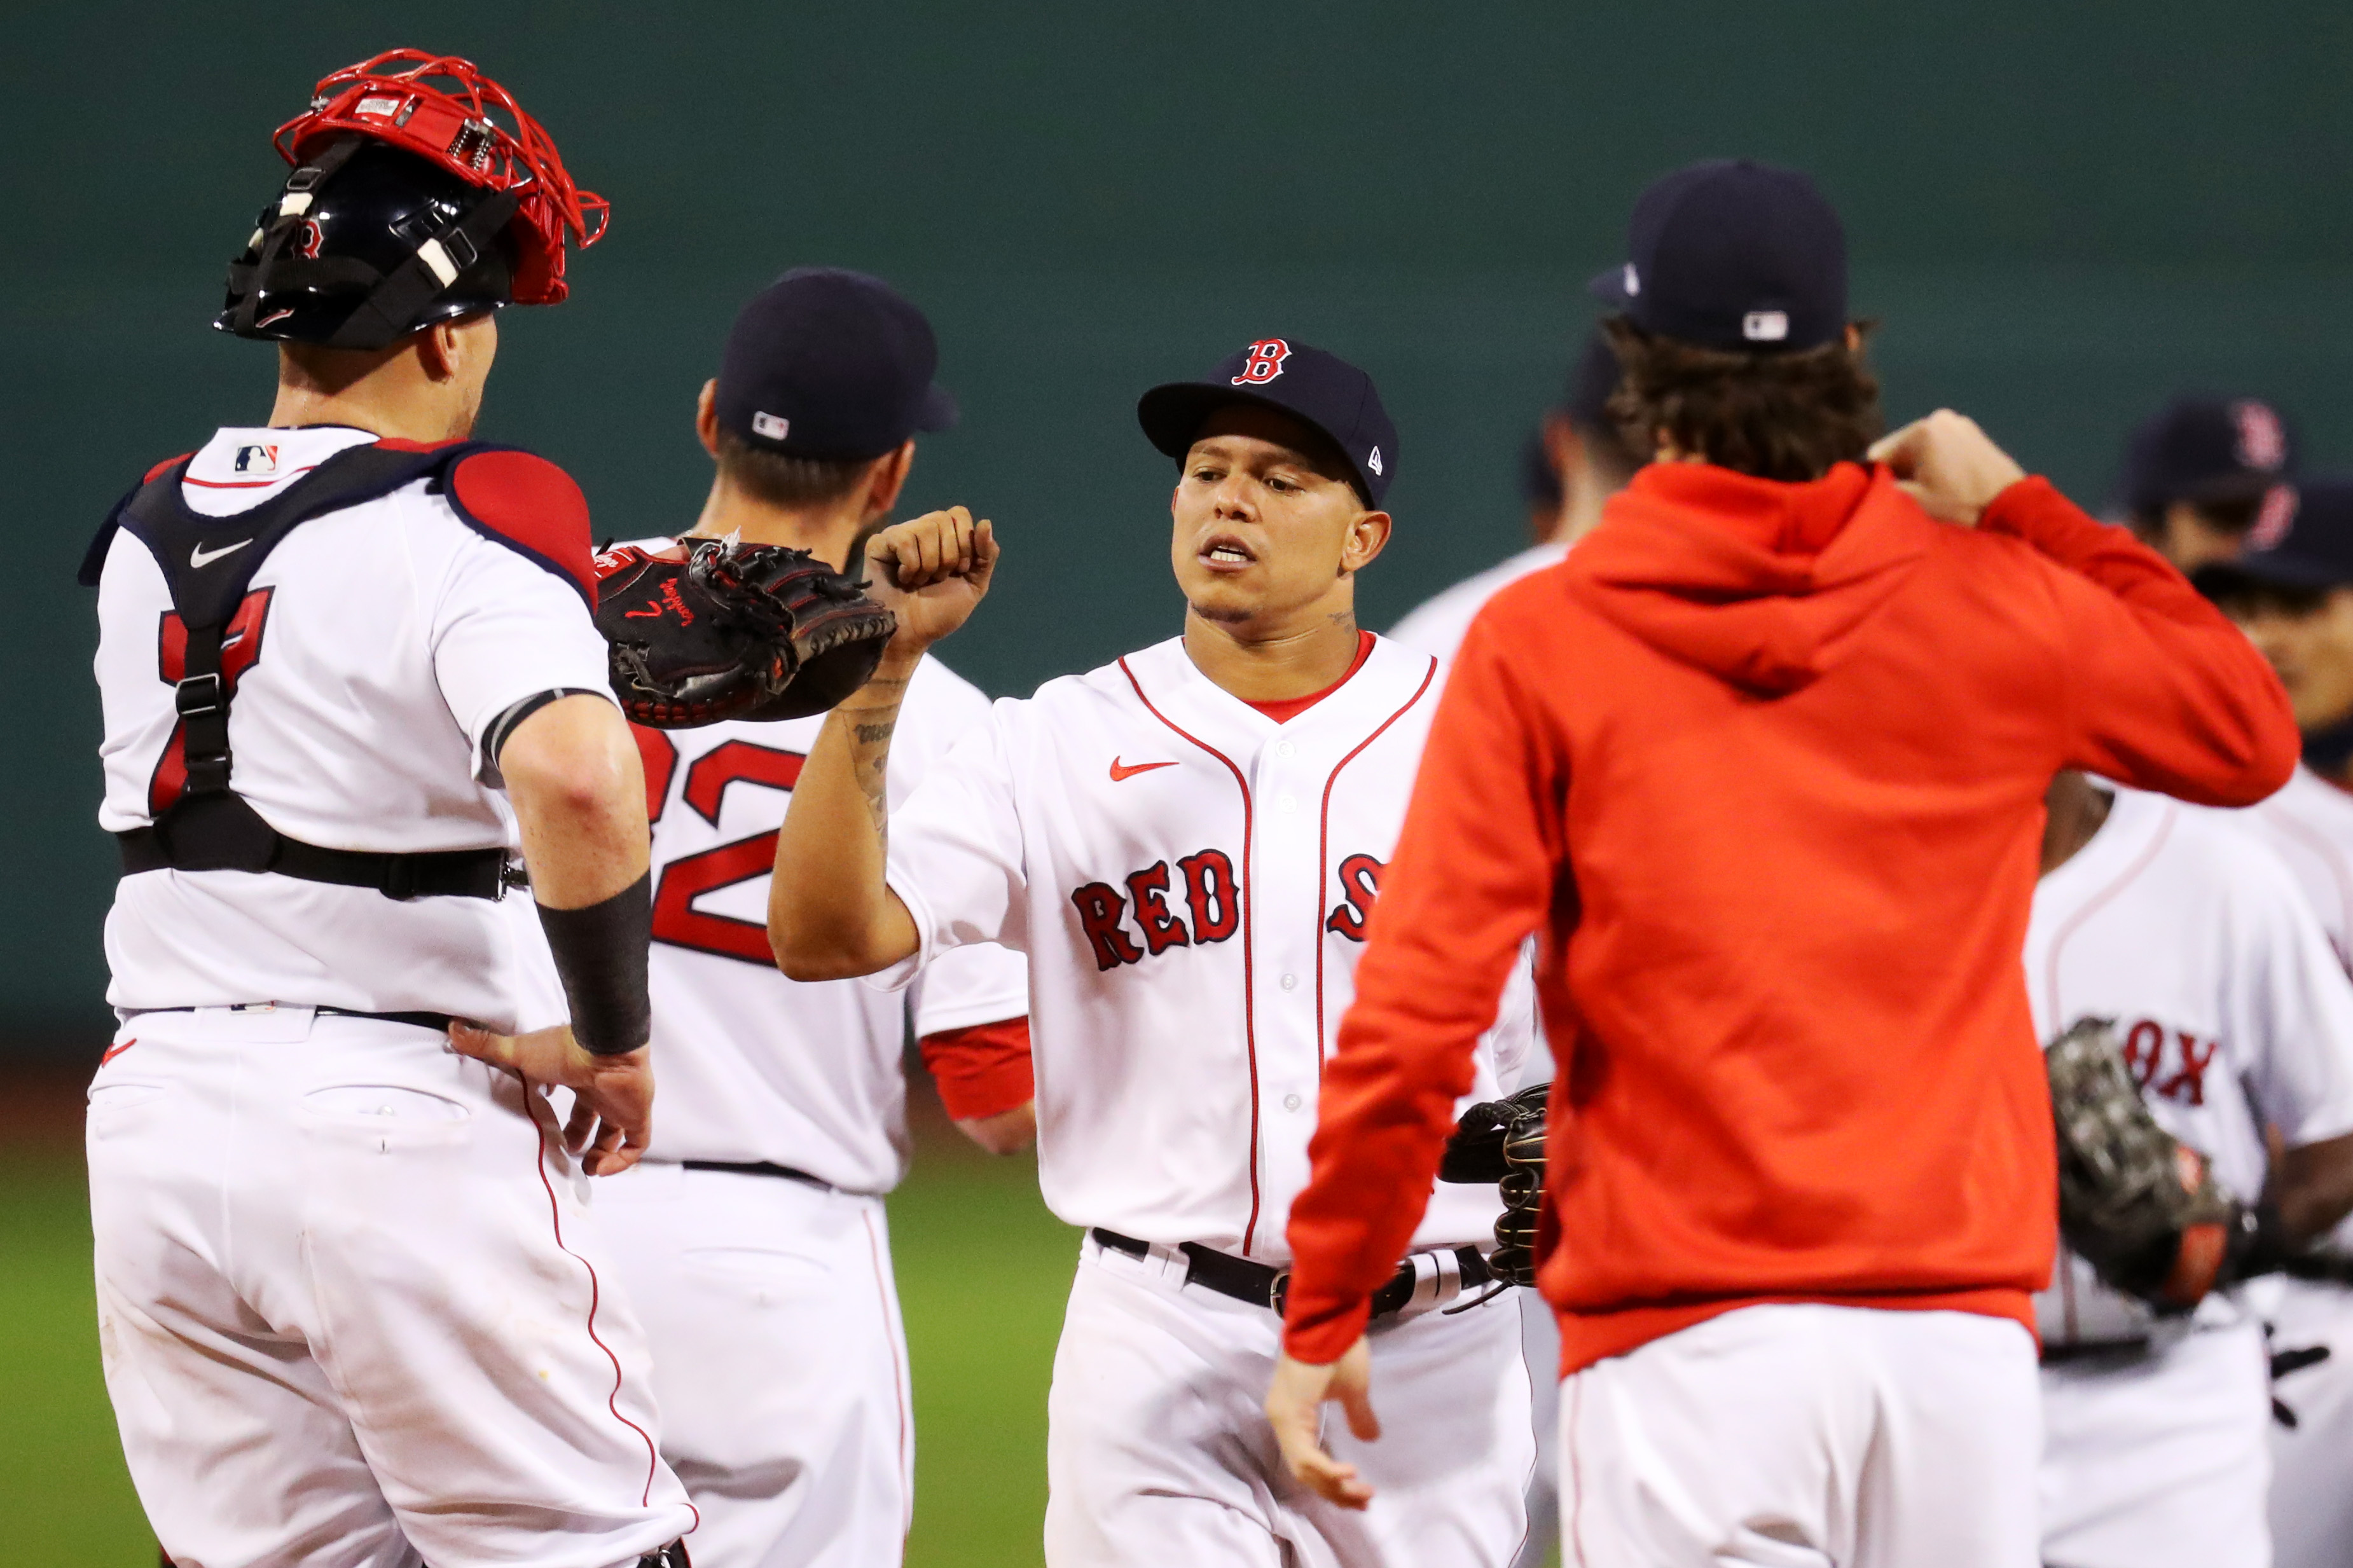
[2117,394,2299,574]
[1388,332,1636,673]
[579,270,1033,1568]
[1269,158,2300,1568]
[2193,488,2353,1568]
[82,52,694,1568]
[766,340,1542,1566]
[2027,769,2353,1568]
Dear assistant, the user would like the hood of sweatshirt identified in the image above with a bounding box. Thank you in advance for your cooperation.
[1564,460,1937,696]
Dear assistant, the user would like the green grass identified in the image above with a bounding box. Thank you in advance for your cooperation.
[0,1141,1077,1566]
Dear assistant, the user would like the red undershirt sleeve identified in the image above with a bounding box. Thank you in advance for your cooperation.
[920,1016,1035,1122]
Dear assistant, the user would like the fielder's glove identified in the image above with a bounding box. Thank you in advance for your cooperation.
[593,537,895,728]
[1439,1082,1549,1288]
[2047,1017,2294,1310]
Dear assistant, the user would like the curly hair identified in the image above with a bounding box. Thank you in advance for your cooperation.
[1603,319,1883,483]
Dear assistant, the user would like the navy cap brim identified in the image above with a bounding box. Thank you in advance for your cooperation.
[2195,552,2353,598]
[918,383,959,434]
[1588,265,1634,309]
[1136,382,1374,502]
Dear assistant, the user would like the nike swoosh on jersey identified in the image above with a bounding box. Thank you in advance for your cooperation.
[1109,757,1179,781]
[190,539,254,568]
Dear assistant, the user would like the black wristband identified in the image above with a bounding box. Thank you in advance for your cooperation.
[537,871,653,1056]
[2223,1198,2295,1286]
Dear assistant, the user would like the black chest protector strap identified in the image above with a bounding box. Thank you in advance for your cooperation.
[86,443,514,902]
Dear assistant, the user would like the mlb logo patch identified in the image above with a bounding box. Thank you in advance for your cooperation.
[233,444,280,475]
[752,411,791,441]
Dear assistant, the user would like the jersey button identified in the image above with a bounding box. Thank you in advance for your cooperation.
[1283,1092,1303,1111]
[1276,740,1297,759]
[1277,794,1299,813]
[1280,973,1298,990]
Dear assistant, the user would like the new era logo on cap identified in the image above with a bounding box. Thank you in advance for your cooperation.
[1368,446,1384,476]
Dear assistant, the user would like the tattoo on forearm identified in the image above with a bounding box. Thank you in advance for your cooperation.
[840,702,904,849]
[854,721,895,745]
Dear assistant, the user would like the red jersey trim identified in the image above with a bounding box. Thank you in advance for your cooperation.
[1314,651,1437,1075]
[442,449,597,608]
[1119,656,1266,1254]
[144,452,197,483]
[1245,631,1377,725]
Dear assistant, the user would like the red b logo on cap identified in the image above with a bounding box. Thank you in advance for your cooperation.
[1232,339,1292,386]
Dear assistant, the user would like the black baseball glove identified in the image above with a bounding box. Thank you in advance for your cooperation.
[1439,1082,1549,1288]
[593,537,895,728]
[2047,1017,2295,1310]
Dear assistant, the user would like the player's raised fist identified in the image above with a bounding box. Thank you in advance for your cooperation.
[1868,409,2029,527]
[448,1021,655,1176]
[865,506,998,656]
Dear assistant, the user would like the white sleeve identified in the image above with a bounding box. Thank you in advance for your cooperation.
[429,533,614,774]
[867,706,1030,994]
[909,941,1031,1036]
[2232,846,2353,1151]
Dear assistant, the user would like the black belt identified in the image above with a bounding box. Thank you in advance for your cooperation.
[118,823,514,902]
[2040,1338,2152,1366]
[128,1005,454,1031]
[1091,1228,1493,1319]
[682,1159,831,1190]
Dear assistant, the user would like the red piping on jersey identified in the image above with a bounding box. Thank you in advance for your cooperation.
[182,464,322,490]
[1119,655,1266,1254]
[528,1120,681,1520]
[1565,1373,1587,1568]
[862,1207,914,1525]
[1314,651,1437,1079]
[2263,803,2353,970]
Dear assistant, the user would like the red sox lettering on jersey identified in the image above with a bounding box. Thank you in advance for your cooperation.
[875,634,1533,1262]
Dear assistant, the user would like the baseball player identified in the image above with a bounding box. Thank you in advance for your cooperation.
[2028,769,2353,1568]
[81,53,694,1568]
[1388,331,1635,676]
[573,268,1033,1568]
[2117,394,2299,575]
[1266,159,2299,1568]
[2191,488,2353,1568]
[765,340,1542,1566]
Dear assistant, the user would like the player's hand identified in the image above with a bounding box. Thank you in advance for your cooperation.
[865,507,998,658]
[1266,1340,1379,1510]
[447,1021,654,1176]
[1868,409,2028,527]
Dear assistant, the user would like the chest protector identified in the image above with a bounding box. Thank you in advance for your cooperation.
[81,442,517,901]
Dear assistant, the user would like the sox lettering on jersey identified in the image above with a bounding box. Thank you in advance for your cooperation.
[2118,1017,2221,1108]
[1322,853,1384,942]
[148,588,275,815]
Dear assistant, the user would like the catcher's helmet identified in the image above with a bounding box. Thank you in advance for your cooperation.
[219,50,607,350]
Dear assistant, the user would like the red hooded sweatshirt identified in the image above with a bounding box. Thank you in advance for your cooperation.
[1281,462,2299,1373]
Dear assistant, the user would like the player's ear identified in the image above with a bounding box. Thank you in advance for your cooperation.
[1341,510,1392,575]
[866,441,916,520]
[694,381,722,459]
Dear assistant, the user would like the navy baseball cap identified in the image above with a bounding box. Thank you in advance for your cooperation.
[2119,395,2297,518]
[2195,477,2353,597]
[1589,159,1847,353]
[715,268,958,461]
[1137,339,1398,507]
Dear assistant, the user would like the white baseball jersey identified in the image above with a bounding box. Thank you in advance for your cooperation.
[621,586,1029,1193]
[93,424,605,1029]
[874,632,1532,1262]
[1386,540,1568,676]
[2023,785,2353,1347]
[2239,762,2353,970]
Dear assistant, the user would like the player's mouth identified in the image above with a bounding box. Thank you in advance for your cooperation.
[1198,535,1257,573]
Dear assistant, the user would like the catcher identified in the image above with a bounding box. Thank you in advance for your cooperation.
[476,266,1037,1568]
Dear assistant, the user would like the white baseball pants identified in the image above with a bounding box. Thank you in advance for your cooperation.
[86,1008,696,1568]
[2259,1277,2353,1568]
[1558,1303,2040,1568]
[2038,1319,2270,1568]
[593,1162,913,1568]
[1044,1234,1535,1568]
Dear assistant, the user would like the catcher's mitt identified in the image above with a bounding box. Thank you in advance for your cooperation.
[593,537,895,728]
[1439,1082,1549,1288]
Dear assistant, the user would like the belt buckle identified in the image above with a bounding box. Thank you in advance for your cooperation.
[1269,1269,1290,1317]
